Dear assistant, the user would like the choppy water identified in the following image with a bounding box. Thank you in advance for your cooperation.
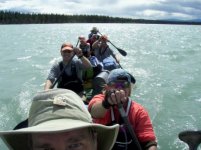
[0,23,201,149]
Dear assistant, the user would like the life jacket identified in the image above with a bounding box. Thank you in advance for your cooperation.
[57,61,83,94]
[109,99,138,150]
[80,44,90,58]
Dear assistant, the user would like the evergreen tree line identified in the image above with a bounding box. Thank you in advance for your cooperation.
[0,11,136,24]
[0,11,200,25]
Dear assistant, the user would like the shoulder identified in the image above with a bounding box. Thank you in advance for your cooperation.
[70,58,80,68]
[50,60,61,69]
[130,101,149,116]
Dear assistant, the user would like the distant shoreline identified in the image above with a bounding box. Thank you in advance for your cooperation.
[1,11,201,25]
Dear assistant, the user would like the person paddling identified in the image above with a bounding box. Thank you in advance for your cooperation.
[44,42,92,96]
[78,36,91,58]
[88,27,100,39]
[92,35,120,71]
[88,69,157,150]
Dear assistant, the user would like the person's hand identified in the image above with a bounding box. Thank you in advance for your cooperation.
[102,89,128,109]
[100,35,108,42]
[73,47,83,58]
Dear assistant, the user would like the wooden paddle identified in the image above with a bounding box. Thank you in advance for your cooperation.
[98,31,127,56]
[178,130,201,150]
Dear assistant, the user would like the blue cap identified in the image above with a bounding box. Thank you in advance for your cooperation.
[107,68,136,84]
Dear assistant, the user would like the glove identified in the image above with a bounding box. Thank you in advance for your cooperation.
[102,89,114,109]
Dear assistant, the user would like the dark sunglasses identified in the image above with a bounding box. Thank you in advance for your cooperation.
[63,50,72,53]
[108,81,130,89]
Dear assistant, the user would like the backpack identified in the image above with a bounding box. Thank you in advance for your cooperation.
[102,56,118,71]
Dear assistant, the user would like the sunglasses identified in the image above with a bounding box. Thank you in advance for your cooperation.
[108,81,130,89]
[63,50,72,53]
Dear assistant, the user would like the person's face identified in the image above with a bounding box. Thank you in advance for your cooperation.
[107,80,131,97]
[80,39,86,45]
[31,128,97,150]
[61,49,74,61]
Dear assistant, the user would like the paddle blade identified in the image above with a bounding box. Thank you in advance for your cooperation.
[13,119,28,130]
[117,48,127,56]
[178,130,201,150]
[107,40,127,56]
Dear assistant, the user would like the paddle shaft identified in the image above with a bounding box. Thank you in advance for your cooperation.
[118,103,142,150]
[98,31,127,56]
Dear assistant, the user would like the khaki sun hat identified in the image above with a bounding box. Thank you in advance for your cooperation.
[0,89,119,150]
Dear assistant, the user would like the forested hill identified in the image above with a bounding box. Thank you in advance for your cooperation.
[0,11,201,25]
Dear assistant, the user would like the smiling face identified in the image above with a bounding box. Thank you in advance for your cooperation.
[61,49,74,62]
[60,43,74,62]
[60,46,74,62]
[31,128,97,150]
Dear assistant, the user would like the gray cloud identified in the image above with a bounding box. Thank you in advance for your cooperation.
[0,0,200,21]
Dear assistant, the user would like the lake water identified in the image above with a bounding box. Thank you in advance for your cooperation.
[0,23,201,149]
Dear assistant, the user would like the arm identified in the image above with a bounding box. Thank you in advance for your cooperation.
[92,39,100,49]
[74,47,92,69]
[44,80,53,90]
[80,56,92,69]
[43,62,59,90]
[86,43,91,57]
[88,95,109,118]
[89,90,128,118]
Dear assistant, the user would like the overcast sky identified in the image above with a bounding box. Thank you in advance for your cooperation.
[0,0,201,21]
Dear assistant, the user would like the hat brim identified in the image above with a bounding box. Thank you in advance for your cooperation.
[0,119,119,150]
[61,47,73,52]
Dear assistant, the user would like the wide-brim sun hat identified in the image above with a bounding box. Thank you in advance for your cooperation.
[0,89,119,150]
